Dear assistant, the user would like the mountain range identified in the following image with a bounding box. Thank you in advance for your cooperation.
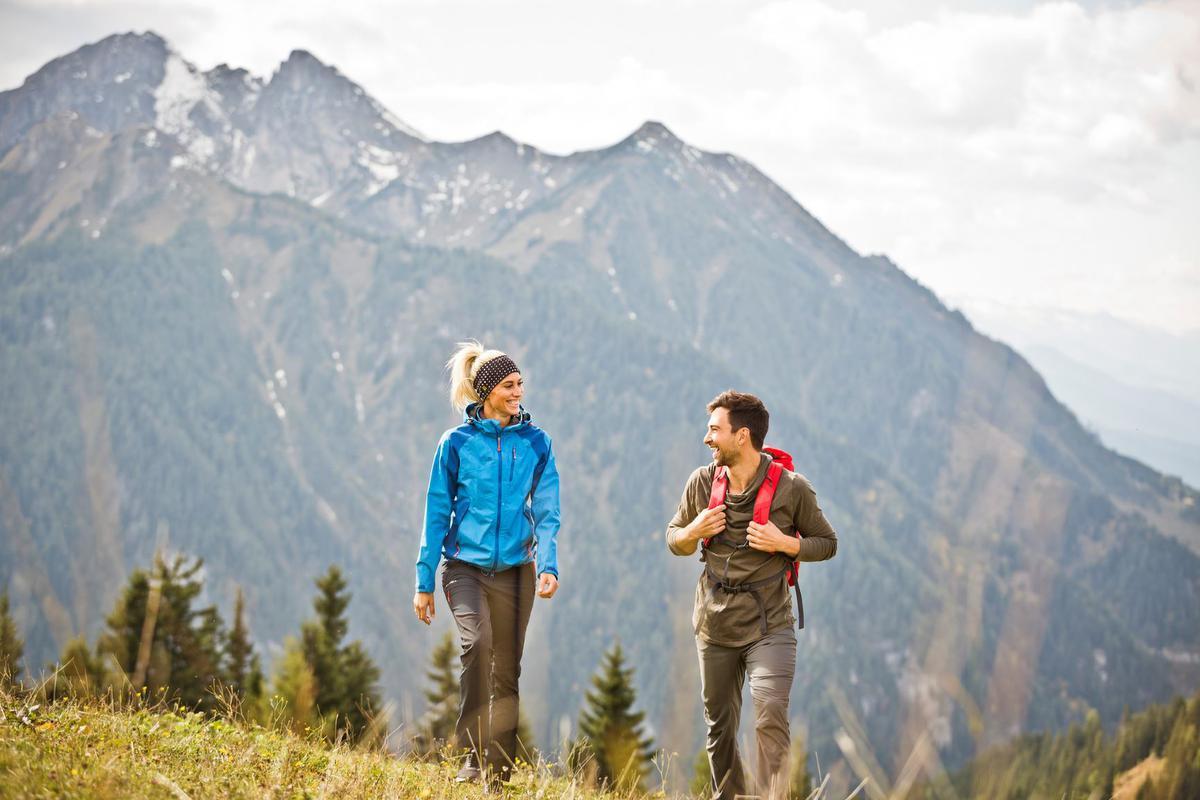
[2,31,1198,789]
[959,302,1200,488]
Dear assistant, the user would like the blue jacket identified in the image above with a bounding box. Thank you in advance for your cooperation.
[415,404,560,593]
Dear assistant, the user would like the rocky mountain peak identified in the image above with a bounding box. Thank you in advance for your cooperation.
[53,30,170,90]
[0,31,171,157]
[68,30,168,69]
[257,46,422,141]
[273,49,334,83]
[619,120,682,152]
[2,31,427,185]
[632,120,676,140]
[606,119,700,168]
[268,48,368,101]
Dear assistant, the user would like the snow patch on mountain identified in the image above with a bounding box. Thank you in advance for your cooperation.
[154,53,205,134]
[154,52,221,166]
[357,143,404,196]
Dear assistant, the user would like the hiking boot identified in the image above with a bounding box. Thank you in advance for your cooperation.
[455,754,482,783]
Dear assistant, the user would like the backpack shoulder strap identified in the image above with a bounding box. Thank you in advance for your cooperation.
[702,467,728,549]
[757,459,806,629]
[753,461,784,524]
[708,466,728,509]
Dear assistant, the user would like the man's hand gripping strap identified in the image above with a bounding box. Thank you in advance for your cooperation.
[701,467,728,550]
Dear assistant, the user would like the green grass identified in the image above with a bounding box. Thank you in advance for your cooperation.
[0,690,657,800]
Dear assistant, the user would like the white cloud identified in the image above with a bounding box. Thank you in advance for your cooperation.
[727,0,1200,332]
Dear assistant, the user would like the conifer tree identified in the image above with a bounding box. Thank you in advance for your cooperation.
[1099,762,1115,800]
[415,631,460,754]
[272,636,317,736]
[96,553,225,711]
[574,641,654,793]
[224,587,265,719]
[0,592,23,689]
[225,588,252,691]
[44,637,104,700]
[293,565,383,744]
[1116,706,1137,772]
[1161,711,1200,800]
[302,567,348,715]
[339,640,382,742]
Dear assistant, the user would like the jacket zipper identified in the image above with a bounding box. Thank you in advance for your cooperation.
[509,447,515,482]
[494,432,503,572]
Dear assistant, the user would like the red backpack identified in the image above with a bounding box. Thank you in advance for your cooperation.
[702,446,805,629]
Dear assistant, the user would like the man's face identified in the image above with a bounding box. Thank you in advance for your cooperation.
[703,407,742,467]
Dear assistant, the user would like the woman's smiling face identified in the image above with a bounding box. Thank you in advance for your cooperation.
[483,371,523,419]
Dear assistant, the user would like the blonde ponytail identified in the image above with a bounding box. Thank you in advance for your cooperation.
[446,340,509,411]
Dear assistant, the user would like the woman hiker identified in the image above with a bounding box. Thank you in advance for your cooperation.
[412,341,561,783]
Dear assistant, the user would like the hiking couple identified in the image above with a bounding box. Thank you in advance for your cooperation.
[412,342,838,799]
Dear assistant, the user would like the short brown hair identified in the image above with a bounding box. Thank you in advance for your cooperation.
[707,390,769,450]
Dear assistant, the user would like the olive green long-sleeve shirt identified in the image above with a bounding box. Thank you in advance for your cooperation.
[667,453,838,647]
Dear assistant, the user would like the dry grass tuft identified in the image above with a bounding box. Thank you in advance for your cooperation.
[0,684,874,799]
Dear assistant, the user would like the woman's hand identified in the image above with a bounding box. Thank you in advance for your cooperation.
[413,592,435,624]
[537,573,559,599]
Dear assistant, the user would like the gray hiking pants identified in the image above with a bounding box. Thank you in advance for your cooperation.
[442,559,535,776]
[697,629,797,800]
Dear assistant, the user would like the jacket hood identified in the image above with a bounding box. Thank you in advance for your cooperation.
[463,402,532,433]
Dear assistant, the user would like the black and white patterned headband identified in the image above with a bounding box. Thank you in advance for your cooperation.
[472,354,520,402]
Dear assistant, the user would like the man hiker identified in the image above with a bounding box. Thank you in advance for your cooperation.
[667,391,838,800]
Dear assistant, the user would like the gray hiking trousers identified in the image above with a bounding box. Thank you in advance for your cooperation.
[442,559,535,776]
[697,629,797,800]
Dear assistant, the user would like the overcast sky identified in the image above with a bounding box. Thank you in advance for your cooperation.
[2,0,1197,335]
